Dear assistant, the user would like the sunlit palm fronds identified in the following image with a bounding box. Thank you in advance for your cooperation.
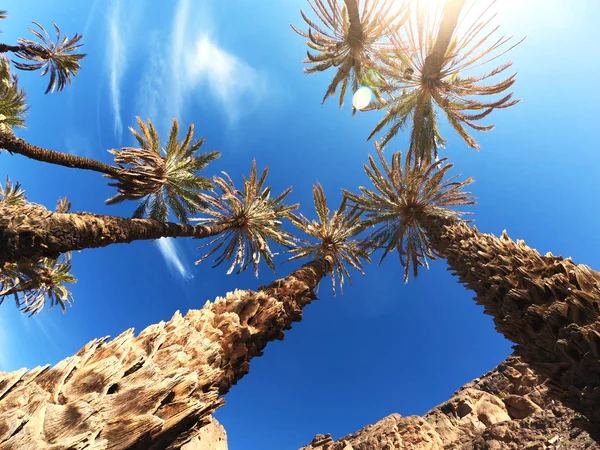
[292,0,408,110]
[13,22,86,94]
[0,56,27,131]
[0,177,26,206]
[344,143,474,283]
[289,183,369,293]
[369,0,523,163]
[1,253,76,315]
[106,117,219,223]
[193,160,298,276]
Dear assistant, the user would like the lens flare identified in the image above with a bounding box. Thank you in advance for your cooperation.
[352,86,373,111]
[363,69,383,88]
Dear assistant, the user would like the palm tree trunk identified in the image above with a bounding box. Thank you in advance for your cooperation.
[421,214,600,439]
[0,130,120,176]
[0,202,236,265]
[422,0,466,79]
[0,257,332,449]
[0,44,22,53]
[343,0,363,45]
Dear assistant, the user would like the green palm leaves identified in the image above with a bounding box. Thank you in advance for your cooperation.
[0,56,27,131]
[13,22,86,94]
[369,1,523,162]
[292,0,407,109]
[107,117,219,223]
[0,179,76,315]
[344,144,474,283]
[289,183,369,293]
[194,161,297,276]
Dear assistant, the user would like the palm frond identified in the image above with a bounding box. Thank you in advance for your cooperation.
[0,55,27,131]
[13,22,86,93]
[193,160,297,277]
[106,117,219,223]
[288,183,370,294]
[344,143,474,282]
[0,176,26,206]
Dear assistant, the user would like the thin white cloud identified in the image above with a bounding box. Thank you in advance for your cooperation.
[107,0,125,142]
[156,238,194,280]
[0,313,11,371]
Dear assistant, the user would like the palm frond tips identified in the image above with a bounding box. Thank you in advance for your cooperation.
[0,252,76,316]
[344,143,474,283]
[13,22,86,94]
[0,56,28,131]
[193,160,298,277]
[370,1,523,163]
[0,177,26,206]
[292,0,408,109]
[106,117,219,223]
[288,183,370,294]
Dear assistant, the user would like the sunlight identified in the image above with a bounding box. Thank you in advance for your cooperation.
[352,86,373,110]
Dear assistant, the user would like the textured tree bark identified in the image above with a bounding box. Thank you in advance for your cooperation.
[343,0,363,45]
[0,203,237,265]
[0,258,332,449]
[0,131,120,176]
[421,214,600,439]
[421,0,466,79]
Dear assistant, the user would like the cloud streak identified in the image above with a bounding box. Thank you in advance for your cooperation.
[156,238,194,280]
[107,0,125,142]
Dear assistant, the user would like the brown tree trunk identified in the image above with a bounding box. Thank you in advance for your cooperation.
[0,202,236,265]
[421,214,600,439]
[421,0,466,79]
[0,44,22,54]
[0,131,120,176]
[343,0,363,45]
[0,258,332,449]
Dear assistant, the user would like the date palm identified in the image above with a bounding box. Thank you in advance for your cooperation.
[289,183,370,293]
[107,117,219,223]
[369,0,523,163]
[292,0,408,109]
[346,147,600,438]
[194,160,297,276]
[0,180,76,315]
[0,56,27,132]
[0,21,86,94]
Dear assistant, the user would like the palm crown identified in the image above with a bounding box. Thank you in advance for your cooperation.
[0,55,27,132]
[194,160,297,276]
[368,1,523,163]
[107,117,219,223]
[289,183,370,293]
[13,22,86,94]
[0,179,76,315]
[344,144,473,282]
[292,0,408,110]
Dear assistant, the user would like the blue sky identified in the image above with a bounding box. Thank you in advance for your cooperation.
[1,0,600,448]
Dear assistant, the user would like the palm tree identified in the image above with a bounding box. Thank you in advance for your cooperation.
[0,180,76,315]
[107,117,219,223]
[194,160,297,276]
[0,258,335,448]
[289,182,370,292]
[368,0,523,163]
[0,56,28,132]
[292,0,408,109]
[345,147,600,438]
[0,19,86,94]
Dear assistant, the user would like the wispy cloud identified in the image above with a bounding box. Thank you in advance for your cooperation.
[156,238,194,279]
[107,0,125,142]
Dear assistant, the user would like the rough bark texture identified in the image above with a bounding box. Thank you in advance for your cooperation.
[301,355,600,450]
[343,0,363,45]
[422,0,466,79]
[0,131,119,176]
[180,417,227,450]
[0,258,332,449]
[422,214,600,440]
[0,202,234,264]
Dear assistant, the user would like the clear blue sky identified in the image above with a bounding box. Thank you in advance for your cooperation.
[1,1,599,449]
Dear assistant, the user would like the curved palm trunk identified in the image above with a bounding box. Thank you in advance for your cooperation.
[0,131,119,176]
[343,0,363,44]
[421,214,600,439]
[0,258,332,449]
[0,202,236,265]
[422,0,466,79]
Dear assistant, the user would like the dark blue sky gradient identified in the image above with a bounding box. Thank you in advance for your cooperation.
[1,1,599,449]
